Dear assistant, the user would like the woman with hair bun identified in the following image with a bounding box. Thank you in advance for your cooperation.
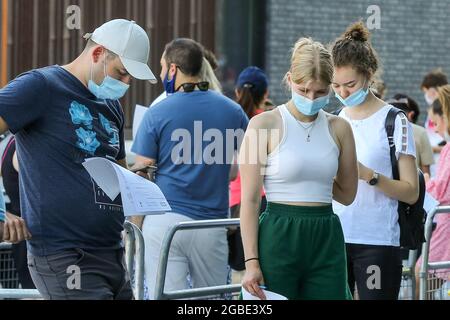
[331,21,419,300]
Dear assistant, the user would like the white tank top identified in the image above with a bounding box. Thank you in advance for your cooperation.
[264,105,340,203]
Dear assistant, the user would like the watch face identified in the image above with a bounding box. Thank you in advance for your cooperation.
[368,172,379,185]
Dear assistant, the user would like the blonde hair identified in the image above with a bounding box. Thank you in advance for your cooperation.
[200,57,222,93]
[284,38,333,87]
[438,84,450,126]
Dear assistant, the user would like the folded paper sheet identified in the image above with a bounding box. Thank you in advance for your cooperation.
[423,192,440,214]
[241,287,288,300]
[83,157,171,216]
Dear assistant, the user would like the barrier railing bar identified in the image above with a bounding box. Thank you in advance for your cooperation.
[124,221,145,300]
[154,218,240,300]
[0,289,41,299]
[419,206,450,300]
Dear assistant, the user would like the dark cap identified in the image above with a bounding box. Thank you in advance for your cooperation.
[236,66,268,94]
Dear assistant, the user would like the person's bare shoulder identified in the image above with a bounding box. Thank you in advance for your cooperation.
[325,112,353,149]
[326,112,350,131]
[249,106,282,130]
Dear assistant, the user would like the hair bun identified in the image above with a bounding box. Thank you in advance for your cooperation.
[343,21,370,42]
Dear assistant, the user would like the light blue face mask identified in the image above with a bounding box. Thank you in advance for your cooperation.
[292,91,330,116]
[335,81,369,108]
[88,54,130,100]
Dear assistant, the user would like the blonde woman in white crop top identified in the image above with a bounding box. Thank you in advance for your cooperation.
[239,38,358,300]
[331,21,419,300]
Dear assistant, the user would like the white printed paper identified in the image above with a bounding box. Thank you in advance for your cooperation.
[83,157,171,216]
[132,104,148,140]
[241,287,288,300]
[427,130,445,147]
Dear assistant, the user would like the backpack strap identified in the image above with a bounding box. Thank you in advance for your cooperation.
[385,107,406,181]
[0,134,14,166]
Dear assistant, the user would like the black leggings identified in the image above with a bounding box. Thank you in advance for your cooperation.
[346,243,403,300]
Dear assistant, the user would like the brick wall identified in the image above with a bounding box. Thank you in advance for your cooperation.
[265,0,450,123]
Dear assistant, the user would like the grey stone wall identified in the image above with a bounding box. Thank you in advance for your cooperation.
[265,0,450,123]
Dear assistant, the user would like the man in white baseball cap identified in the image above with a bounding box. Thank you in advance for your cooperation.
[0,19,156,300]
[84,19,157,83]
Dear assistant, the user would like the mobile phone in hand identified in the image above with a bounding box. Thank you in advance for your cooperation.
[131,165,157,181]
[130,165,157,173]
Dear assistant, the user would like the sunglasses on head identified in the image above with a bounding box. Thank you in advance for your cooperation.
[176,82,209,93]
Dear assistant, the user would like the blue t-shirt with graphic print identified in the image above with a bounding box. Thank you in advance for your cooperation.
[0,65,126,256]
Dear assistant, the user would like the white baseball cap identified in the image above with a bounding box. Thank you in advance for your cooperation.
[84,19,157,83]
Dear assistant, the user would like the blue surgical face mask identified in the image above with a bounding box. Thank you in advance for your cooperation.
[424,93,435,106]
[88,54,130,100]
[292,90,330,116]
[335,81,369,108]
[163,67,177,94]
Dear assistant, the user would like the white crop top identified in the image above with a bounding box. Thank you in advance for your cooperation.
[263,105,340,203]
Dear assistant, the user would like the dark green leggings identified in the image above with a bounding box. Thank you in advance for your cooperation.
[258,202,352,300]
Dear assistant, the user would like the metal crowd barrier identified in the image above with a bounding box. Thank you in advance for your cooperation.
[124,221,145,300]
[0,242,19,288]
[0,289,41,299]
[419,205,450,300]
[398,249,418,300]
[154,218,241,300]
[0,221,144,300]
[0,242,41,299]
[5,211,444,300]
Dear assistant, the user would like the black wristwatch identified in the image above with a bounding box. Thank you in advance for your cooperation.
[368,171,379,186]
